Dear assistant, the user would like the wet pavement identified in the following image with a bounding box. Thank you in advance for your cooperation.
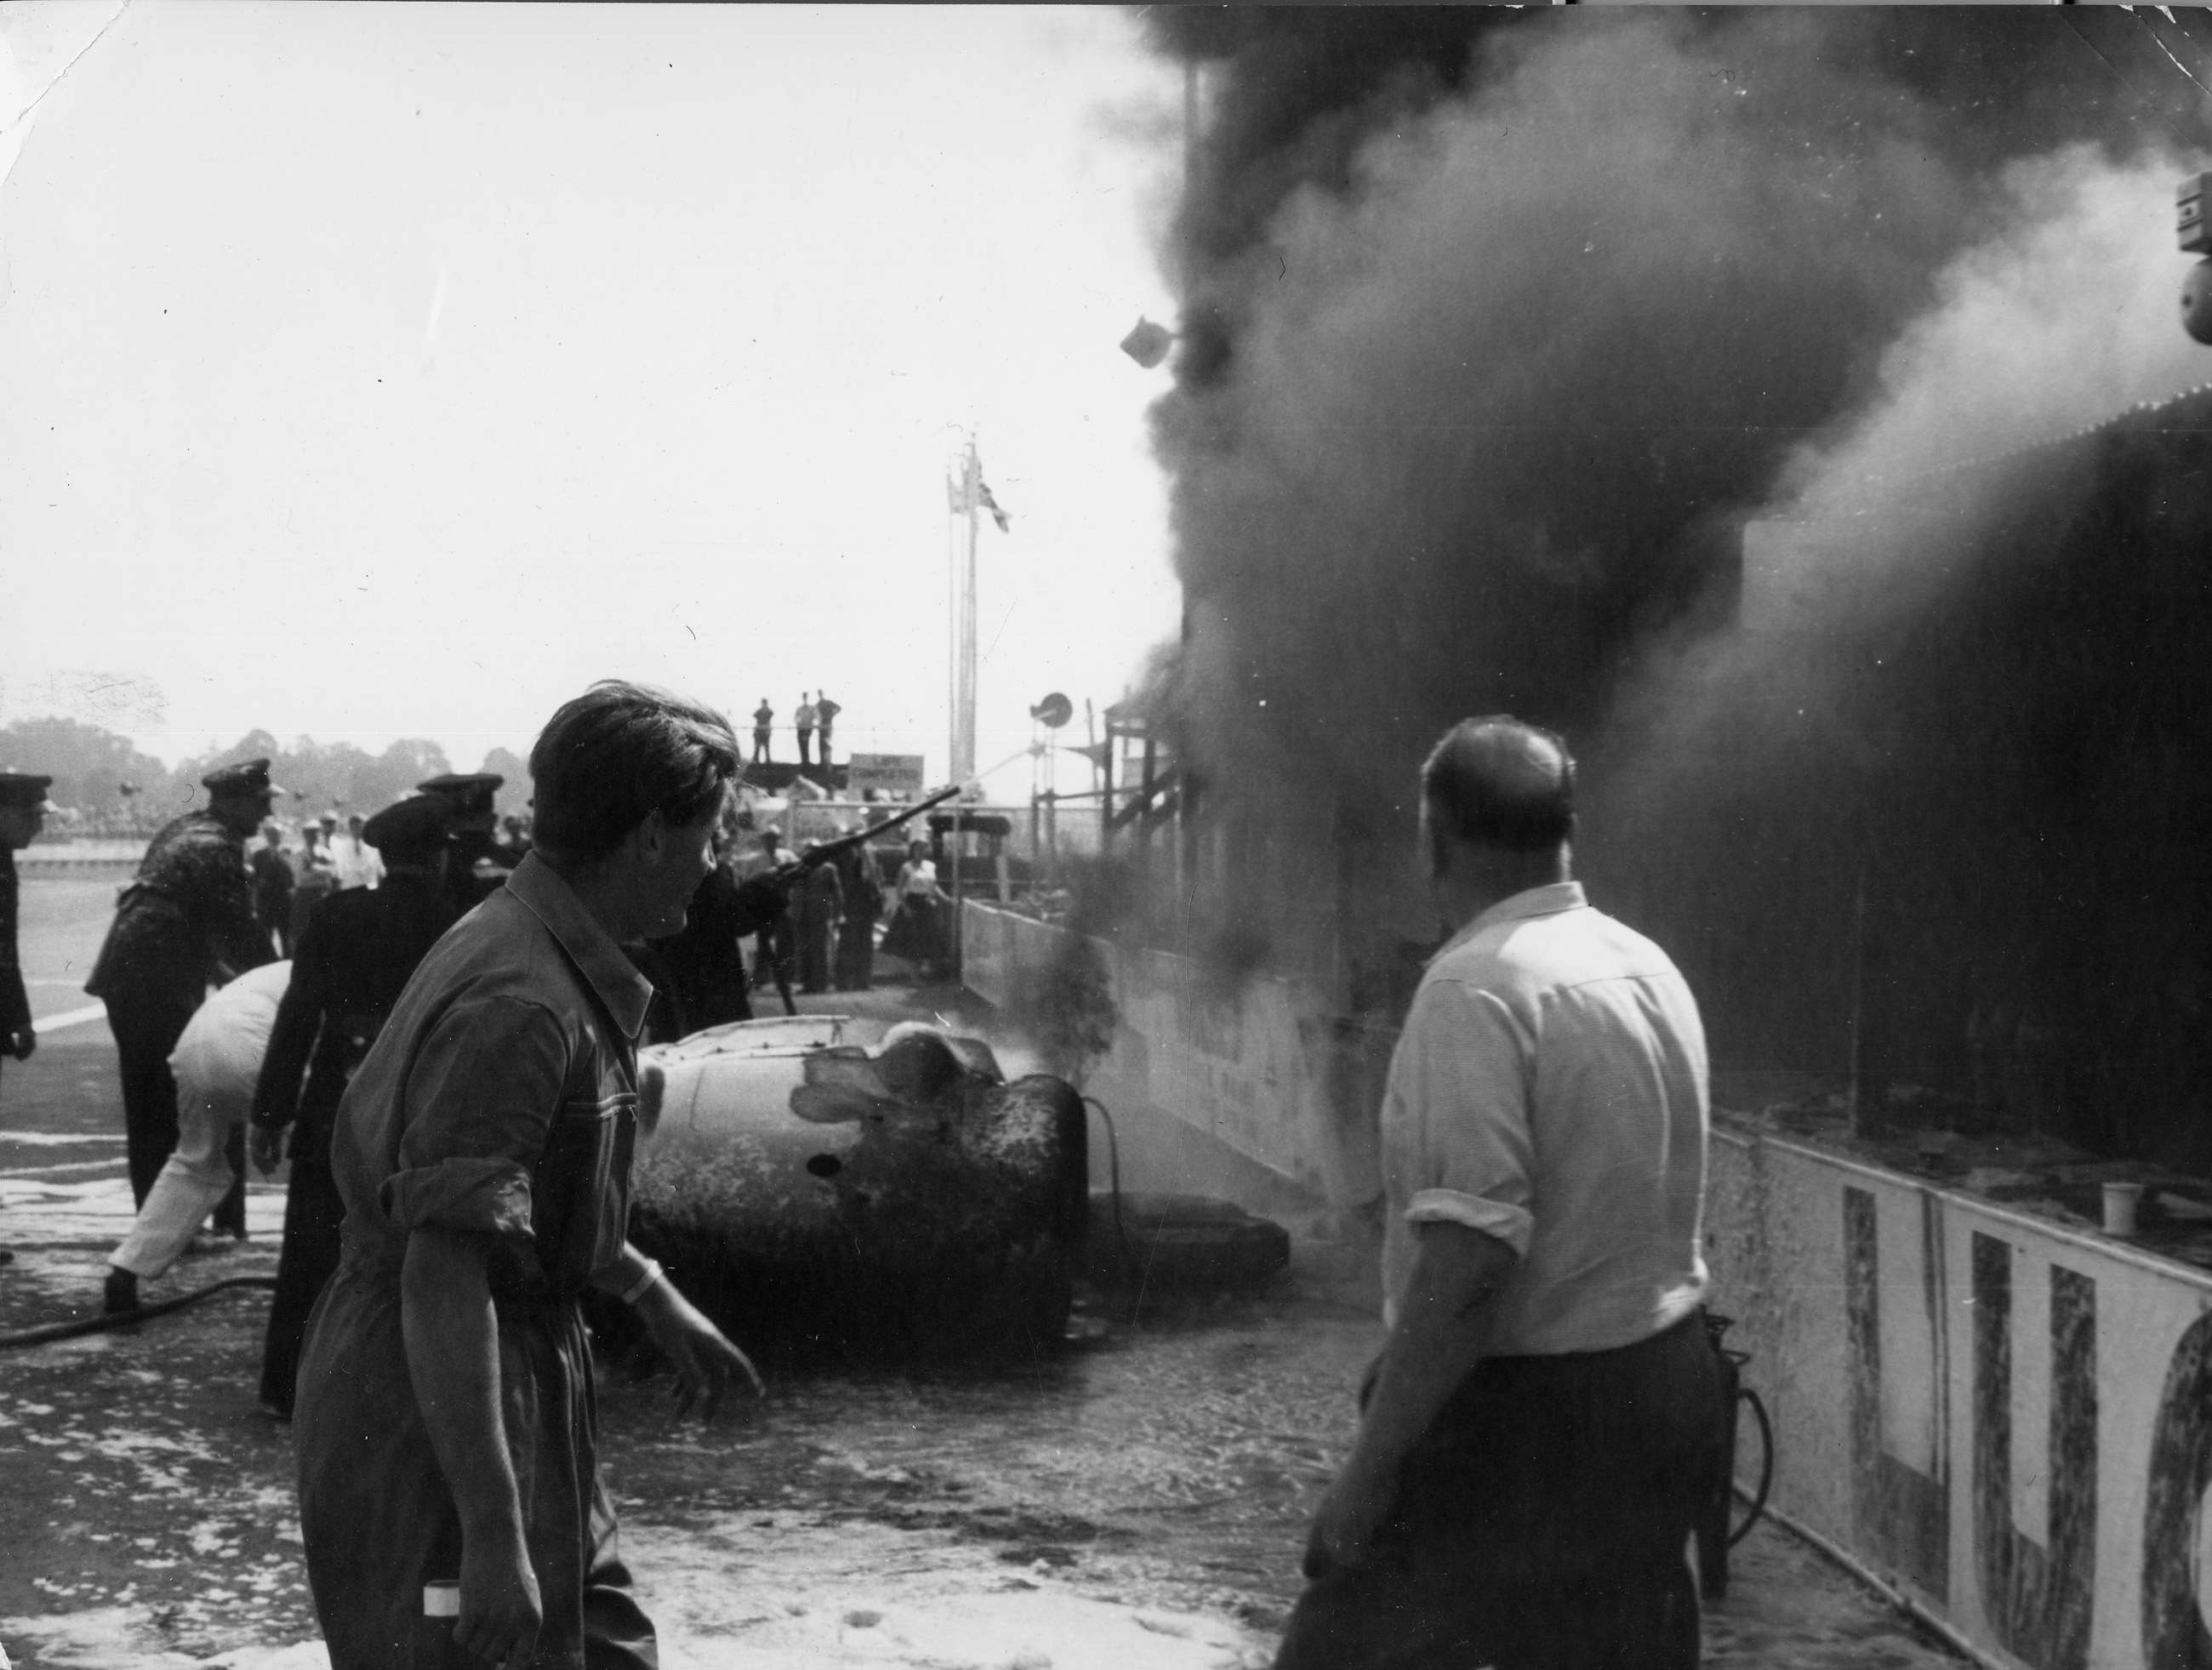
[0,876,1971,1668]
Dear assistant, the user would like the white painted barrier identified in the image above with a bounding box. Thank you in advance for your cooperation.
[16,841,145,878]
[1712,1124,2212,1670]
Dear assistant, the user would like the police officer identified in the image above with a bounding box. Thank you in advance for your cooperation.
[86,759,280,1211]
[416,771,513,913]
[0,773,52,1267]
[0,772,53,1074]
[636,806,798,1043]
[250,794,460,1418]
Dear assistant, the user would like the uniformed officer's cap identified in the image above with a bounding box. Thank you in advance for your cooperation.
[417,772,504,813]
[0,772,57,811]
[362,795,452,862]
[202,758,282,799]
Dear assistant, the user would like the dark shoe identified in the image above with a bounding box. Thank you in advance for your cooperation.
[103,1268,140,1314]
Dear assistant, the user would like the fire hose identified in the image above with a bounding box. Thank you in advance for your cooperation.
[0,1274,278,1350]
[1082,1095,1135,1270]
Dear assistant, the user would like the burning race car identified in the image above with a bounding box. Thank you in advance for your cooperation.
[627,1017,1088,1364]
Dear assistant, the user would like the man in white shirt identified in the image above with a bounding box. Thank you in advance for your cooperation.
[794,694,819,769]
[328,812,384,892]
[104,959,292,1313]
[1275,715,1720,1670]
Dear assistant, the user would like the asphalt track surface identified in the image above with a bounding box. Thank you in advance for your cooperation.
[0,876,1968,1669]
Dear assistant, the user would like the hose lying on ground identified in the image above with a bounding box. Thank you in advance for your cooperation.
[0,1274,278,1350]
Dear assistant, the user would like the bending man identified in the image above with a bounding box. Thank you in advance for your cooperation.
[104,959,290,1314]
[1275,715,1719,1670]
[296,681,761,1670]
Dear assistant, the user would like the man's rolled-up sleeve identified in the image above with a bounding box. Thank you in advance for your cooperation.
[377,995,568,1245]
[1395,977,1536,1259]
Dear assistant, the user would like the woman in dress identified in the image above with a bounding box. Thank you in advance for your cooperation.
[881,837,948,978]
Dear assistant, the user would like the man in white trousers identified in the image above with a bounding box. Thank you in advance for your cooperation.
[104,960,291,1313]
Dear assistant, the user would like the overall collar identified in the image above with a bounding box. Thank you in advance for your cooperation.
[504,852,653,1041]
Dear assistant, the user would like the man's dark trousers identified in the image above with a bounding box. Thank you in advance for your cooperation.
[103,985,201,1208]
[1274,1310,1722,1670]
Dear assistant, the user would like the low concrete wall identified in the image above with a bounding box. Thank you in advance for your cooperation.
[1711,1121,2212,1670]
[961,901,1384,1224]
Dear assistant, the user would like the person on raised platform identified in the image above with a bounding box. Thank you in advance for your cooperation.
[1274,715,1720,1670]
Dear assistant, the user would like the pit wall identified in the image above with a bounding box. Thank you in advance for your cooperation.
[968,902,2212,1670]
[960,902,1384,1220]
[1712,1125,2212,1670]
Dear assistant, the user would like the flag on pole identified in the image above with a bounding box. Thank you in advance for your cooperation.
[976,476,1011,533]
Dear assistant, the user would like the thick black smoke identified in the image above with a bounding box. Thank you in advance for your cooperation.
[1137,8,2212,975]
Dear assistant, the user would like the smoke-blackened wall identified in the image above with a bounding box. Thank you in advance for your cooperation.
[1593,138,2212,1160]
[1141,9,2212,1097]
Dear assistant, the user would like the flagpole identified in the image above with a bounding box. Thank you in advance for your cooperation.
[955,440,980,787]
[948,463,961,793]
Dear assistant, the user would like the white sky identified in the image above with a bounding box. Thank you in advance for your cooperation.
[0,2,1185,793]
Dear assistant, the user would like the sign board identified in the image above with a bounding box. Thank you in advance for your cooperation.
[845,753,926,798]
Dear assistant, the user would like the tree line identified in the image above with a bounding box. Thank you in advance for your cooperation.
[0,717,530,840]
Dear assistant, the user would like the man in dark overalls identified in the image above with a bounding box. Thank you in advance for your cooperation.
[249,794,460,1419]
[86,759,279,1225]
[297,681,760,1669]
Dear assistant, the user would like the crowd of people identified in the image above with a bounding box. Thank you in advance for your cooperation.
[64,746,944,1341]
[0,684,1722,1670]
[245,782,534,957]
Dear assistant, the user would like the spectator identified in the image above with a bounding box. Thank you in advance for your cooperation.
[252,819,297,955]
[288,824,338,950]
[328,813,384,892]
[795,842,842,994]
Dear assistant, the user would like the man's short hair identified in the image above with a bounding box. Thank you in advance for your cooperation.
[529,681,741,865]
[1421,715,1576,852]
